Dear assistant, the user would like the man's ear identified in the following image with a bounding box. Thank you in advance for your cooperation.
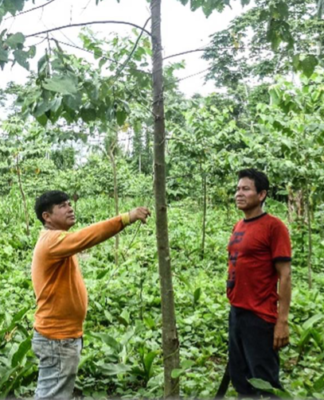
[42,211,51,223]
[259,190,267,203]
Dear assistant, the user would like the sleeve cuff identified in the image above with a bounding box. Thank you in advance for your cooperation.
[273,256,292,263]
[121,213,130,227]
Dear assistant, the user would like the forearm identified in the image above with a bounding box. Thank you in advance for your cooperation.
[277,274,291,322]
[49,216,126,257]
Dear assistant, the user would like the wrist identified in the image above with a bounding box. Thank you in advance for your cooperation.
[121,212,131,227]
[276,317,288,324]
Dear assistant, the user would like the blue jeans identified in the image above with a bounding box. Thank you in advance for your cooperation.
[32,330,82,399]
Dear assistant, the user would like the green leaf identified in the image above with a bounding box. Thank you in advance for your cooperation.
[89,332,122,353]
[43,74,78,95]
[5,32,25,48]
[80,107,96,122]
[97,362,132,376]
[0,48,8,62]
[119,309,130,326]
[64,94,82,111]
[301,55,318,78]
[11,337,31,367]
[302,314,323,330]
[116,110,127,126]
[292,54,300,71]
[38,54,48,74]
[181,359,195,369]
[13,49,29,69]
[314,374,324,392]
[171,368,183,379]
[193,287,201,305]
[143,351,158,376]
[249,378,274,391]
[276,2,289,19]
[36,114,48,127]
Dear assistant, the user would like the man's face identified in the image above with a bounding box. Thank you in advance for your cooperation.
[235,177,266,211]
[43,200,76,230]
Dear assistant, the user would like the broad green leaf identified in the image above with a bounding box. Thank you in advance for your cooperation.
[38,54,48,74]
[276,2,289,19]
[301,55,318,78]
[143,351,158,376]
[193,287,201,305]
[80,108,97,123]
[119,309,130,326]
[97,362,131,376]
[116,110,128,126]
[181,359,195,369]
[171,368,183,379]
[11,337,31,367]
[43,74,78,95]
[5,32,25,48]
[64,94,82,111]
[314,374,324,392]
[249,378,274,391]
[89,332,122,353]
[302,314,323,330]
[0,48,8,62]
[13,49,29,69]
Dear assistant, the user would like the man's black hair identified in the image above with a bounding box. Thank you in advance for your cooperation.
[35,190,69,225]
[238,169,269,204]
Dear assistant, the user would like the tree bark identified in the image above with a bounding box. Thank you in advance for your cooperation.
[201,172,207,259]
[305,188,312,289]
[16,154,30,236]
[150,0,180,397]
[108,137,119,266]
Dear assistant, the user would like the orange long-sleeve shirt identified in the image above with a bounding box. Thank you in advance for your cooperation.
[31,216,125,339]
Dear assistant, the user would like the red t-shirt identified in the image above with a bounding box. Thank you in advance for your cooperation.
[227,213,291,323]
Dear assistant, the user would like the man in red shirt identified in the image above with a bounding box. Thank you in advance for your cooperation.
[227,169,291,396]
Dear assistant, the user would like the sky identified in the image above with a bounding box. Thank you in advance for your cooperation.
[0,0,253,97]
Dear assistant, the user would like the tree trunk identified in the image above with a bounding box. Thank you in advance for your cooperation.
[305,188,312,289]
[16,154,30,236]
[150,0,180,397]
[201,172,207,259]
[108,138,119,266]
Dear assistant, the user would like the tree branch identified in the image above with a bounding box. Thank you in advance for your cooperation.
[114,17,151,78]
[26,20,152,38]
[163,48,208,60]
[5,0,56,20]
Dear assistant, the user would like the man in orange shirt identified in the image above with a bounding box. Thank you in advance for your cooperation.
[31,190,150,399]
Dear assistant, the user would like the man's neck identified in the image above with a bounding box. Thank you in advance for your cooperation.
[243,207,264,220]
[44,223,68,231]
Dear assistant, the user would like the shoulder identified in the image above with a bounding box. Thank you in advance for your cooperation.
[266,214,288,227]
[232,219,244,232]
[37,229,67,245]
[265,214,290,235]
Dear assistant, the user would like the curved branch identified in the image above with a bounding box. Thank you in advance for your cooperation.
[163,48,208,60]
[26,20,152,38]
[115,17,151,78]
[5,0,56,20]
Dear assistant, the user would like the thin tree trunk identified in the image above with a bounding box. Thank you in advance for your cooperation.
[16,154,30,236]
[150,0,180,397]
[108,138,119,266]
[201,172,207,259]
[305,188,312,289]
[317,0,323,56]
